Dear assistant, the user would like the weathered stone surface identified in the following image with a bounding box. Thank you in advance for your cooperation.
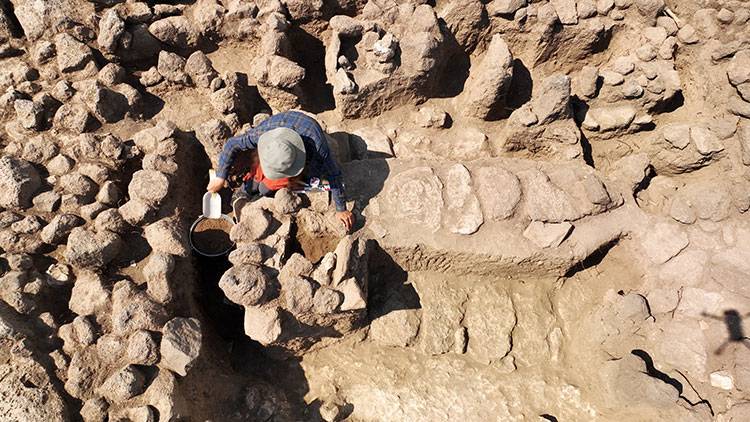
[464,285,515,363]
[64,228,122,269]
[461,34,514,120]
[230,208,272,242]
[282,276,315,315]
[487,0,527,15]
[640,222,689,264]
[148,16,198,49]
[380,167,443,232]
[98,365,146,403]
[474,167,521,220]
[273,188,302,214]
[160,318,202,376]
[551,0,578,24]
[369,309,420,347]
[338,277,366,311]
[40,214,84,244]
[442,164,483,235]
[244,305,282,345]
[69,271,109,316]
[144,218,189,257]
[519,169,578,222]
[111,281,166,336]
[185,51,218,88]
[588,106,636,131]
[127,330,160,366]
[157,51,189,85]
[690,127,723,155]
[228,243,265,266]
[531,75,571,124]
[219,265,271,307]
[128,170,170,206]
[55,33,94,73]
[662,124,690,149]
[312,286,343,314]
[0,156,41,209]
[523,221,573,248]
[84,86,129,123]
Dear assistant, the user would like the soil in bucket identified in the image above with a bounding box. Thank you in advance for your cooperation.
[192,217,234,255]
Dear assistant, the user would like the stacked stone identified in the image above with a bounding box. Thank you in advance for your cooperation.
[218,188,368,353]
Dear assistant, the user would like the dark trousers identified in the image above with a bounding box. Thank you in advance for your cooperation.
[243,179,274,198]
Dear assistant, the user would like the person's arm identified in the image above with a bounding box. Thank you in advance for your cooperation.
[216,131,258,180]
[316,140,347,212]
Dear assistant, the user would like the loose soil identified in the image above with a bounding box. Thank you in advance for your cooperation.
[295,227,340,264]
[191,217,235,256]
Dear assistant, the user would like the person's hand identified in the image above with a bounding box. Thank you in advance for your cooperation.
[207,177,226,193]
[336,210,354,232]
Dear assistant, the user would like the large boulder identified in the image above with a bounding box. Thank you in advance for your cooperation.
[160,318,202,377]
[144,218,189,257]
[40,214,84,244]
[148,16,199,49]
[55,33,95,73]
[219,265,272,307]
[128,170,170,206]
[461,34,514,120]
[64,227,122,269]
[0,156,41,209]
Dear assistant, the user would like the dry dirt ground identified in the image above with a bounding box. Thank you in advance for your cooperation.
[1,0,750,421]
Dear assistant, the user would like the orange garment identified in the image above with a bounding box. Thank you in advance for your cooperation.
[242,162,291,190]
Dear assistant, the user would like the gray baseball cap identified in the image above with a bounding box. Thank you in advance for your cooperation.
[257,127,306,180]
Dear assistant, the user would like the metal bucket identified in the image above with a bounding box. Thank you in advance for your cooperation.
[189,214,236,257]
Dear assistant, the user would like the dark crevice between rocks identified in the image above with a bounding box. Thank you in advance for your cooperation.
[1,1,25,39]
[633,165,656,201]
[650,91,685,115]
[631,349,714,415]
[434,19,471,98]
[540,414,559,422]
[288,26,335,114]
[563,238,619,278]
[366,241,421,321]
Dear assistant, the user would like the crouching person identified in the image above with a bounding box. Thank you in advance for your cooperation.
[206,110,354,232]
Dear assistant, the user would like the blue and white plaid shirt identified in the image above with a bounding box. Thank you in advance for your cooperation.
[216,111,347,211]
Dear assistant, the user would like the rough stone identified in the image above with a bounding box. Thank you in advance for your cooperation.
[0,156,41,209]
[523,221,573,248]
[129,170,170,206]
[160,318,202,377]
[442,164,483,235]
[144,218,189,258]
[69,271,110,316]
[219,265,271,307]
[244,305,282,345]
[532,74,571,124]
[185,51,218,88]
[640,222,689,264]
[312,286,343,314]
[64,227,122,269]
[273,188,302,214]
[55,33,94,73]
[551,0,578,24]
[461,34,514,120]
[369,309,420,347]
[148,16,198,49]
[40,214,84,244]
[157,51,190,85]
[98,365,146,403]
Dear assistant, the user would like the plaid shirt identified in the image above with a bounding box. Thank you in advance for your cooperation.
[216,111,347,211]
